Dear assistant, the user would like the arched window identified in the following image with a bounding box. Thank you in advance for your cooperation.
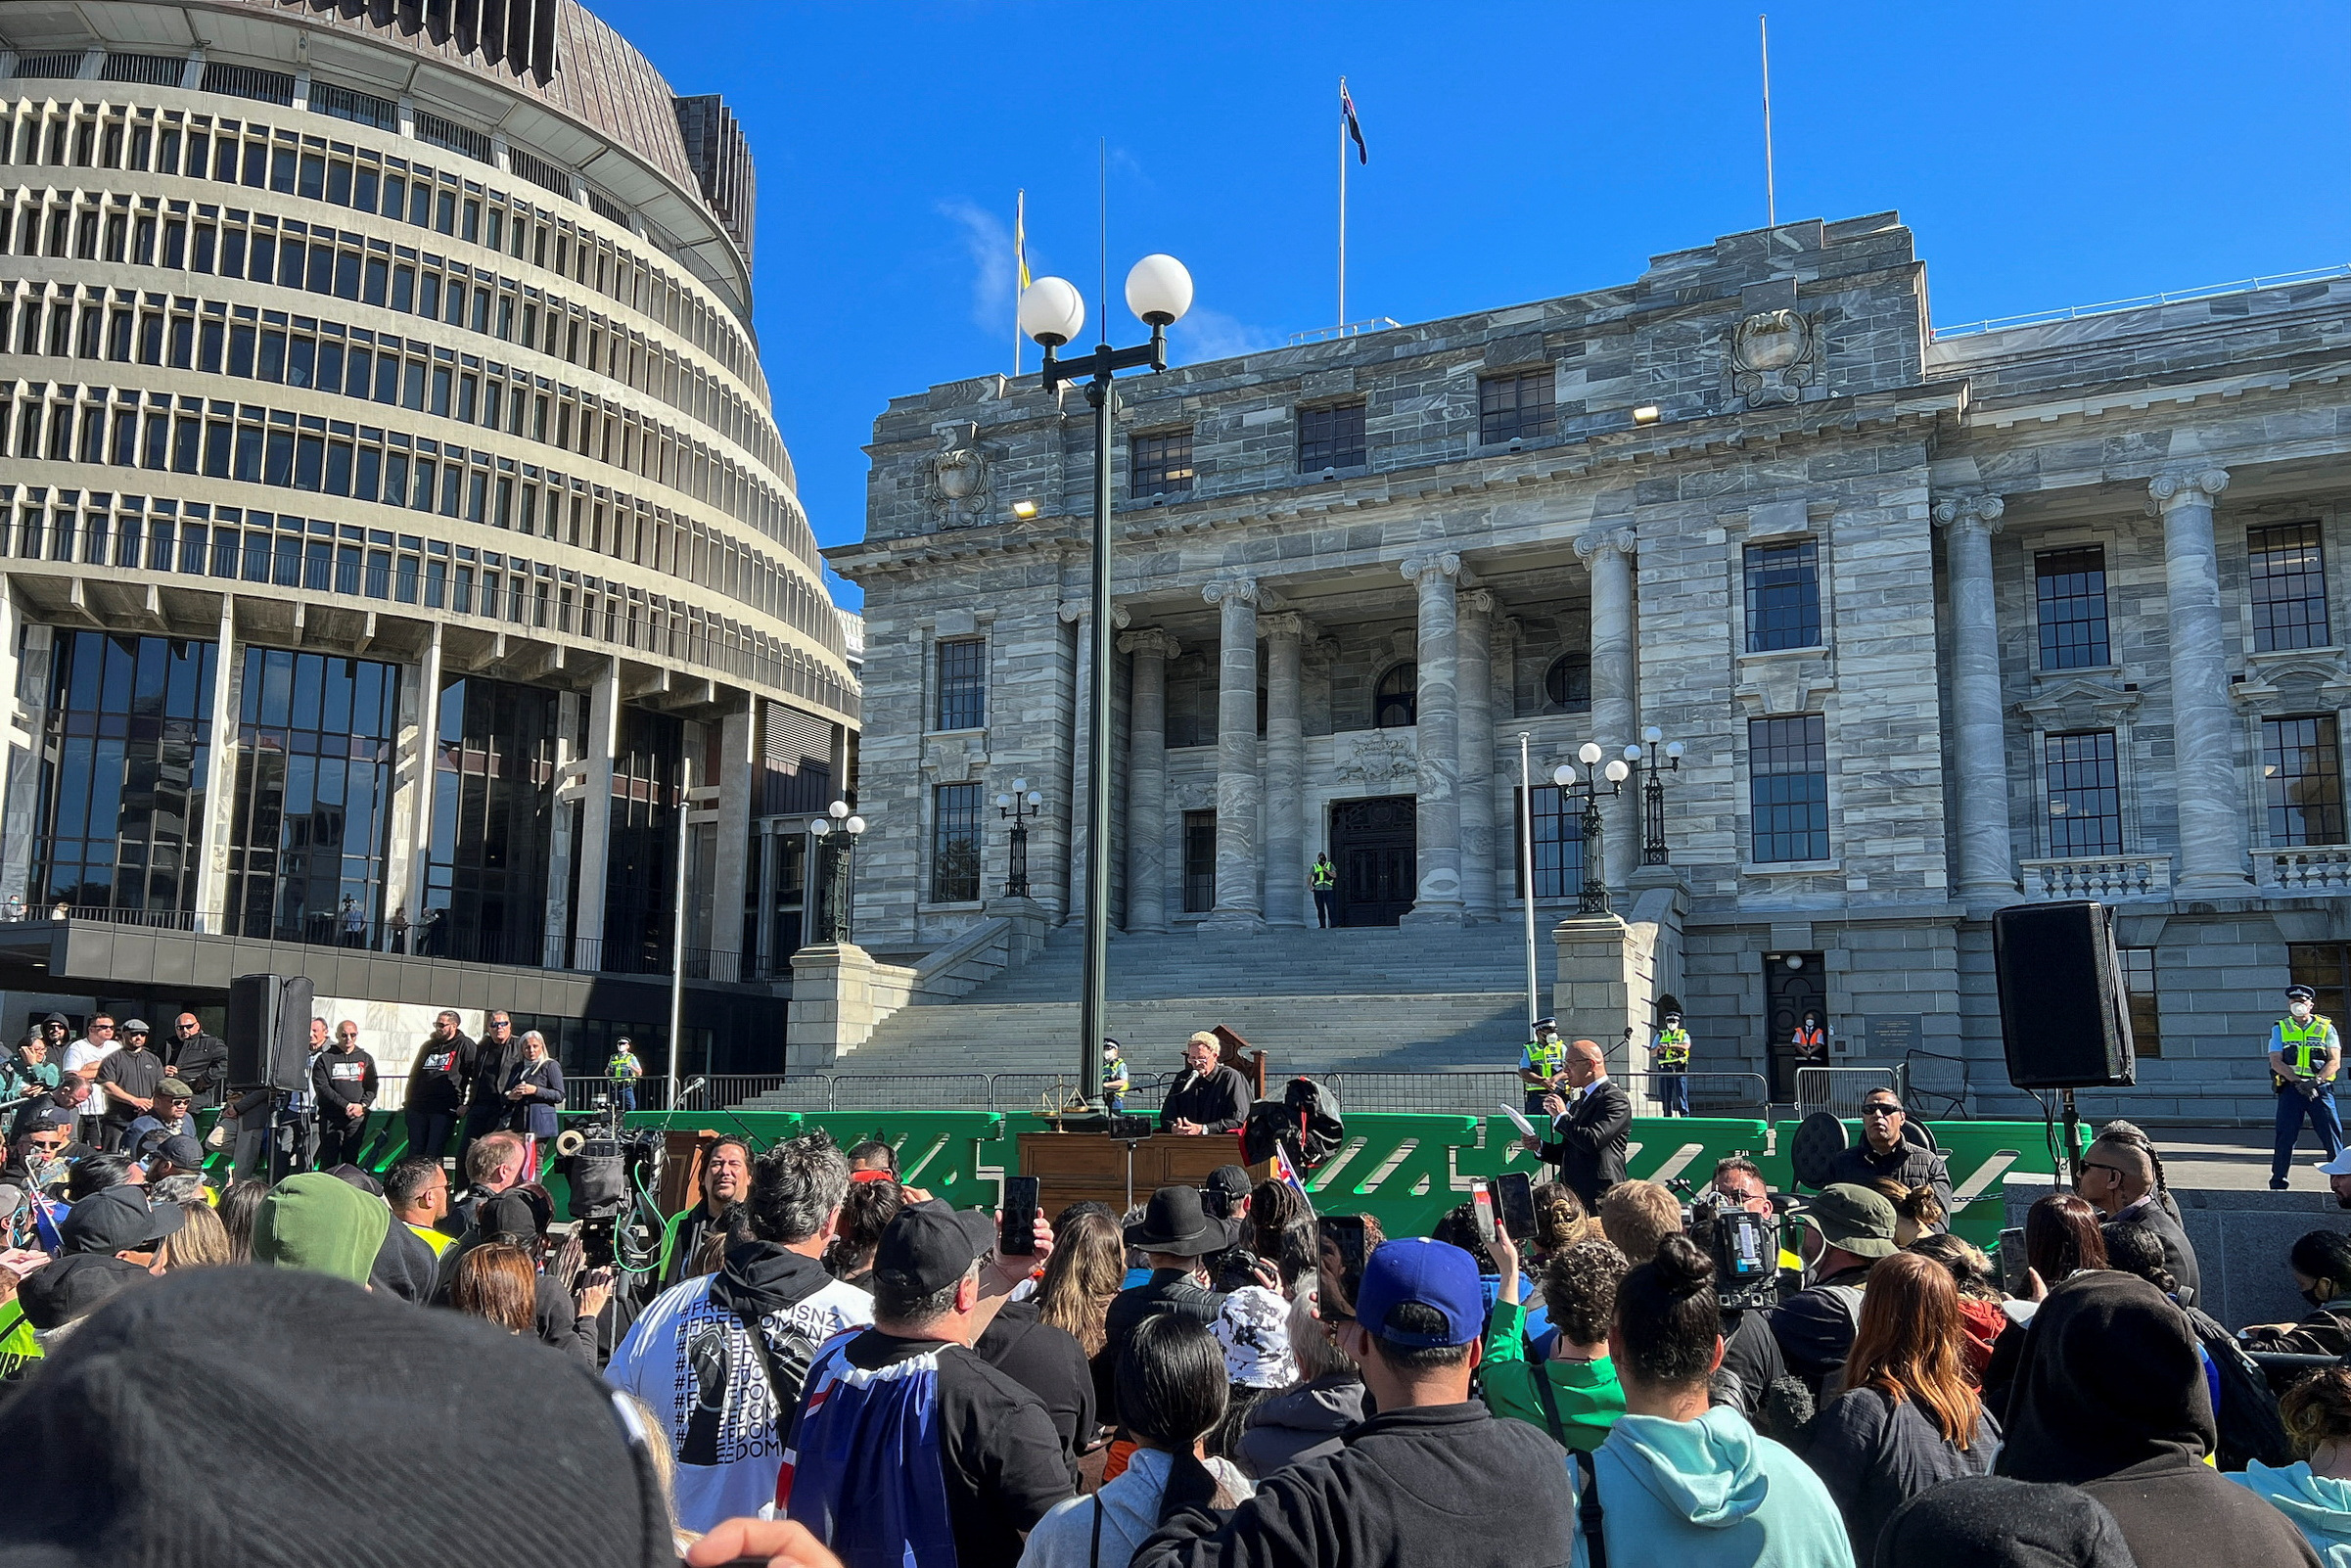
[1374,663,1417,728]
[1545,652,1590,714]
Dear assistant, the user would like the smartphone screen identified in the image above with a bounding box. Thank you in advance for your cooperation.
[1469,1178,1498,1245]
[1325,1215,1368,1284]
[1000,1175,1040,1256]
[1998,1226,2029,1296]
[1495,1172,1538,1241]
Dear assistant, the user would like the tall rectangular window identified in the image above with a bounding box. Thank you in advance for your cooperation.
[1181,809,1217,912]
[2036,546,2111,669]
[1743,538,1822,652]
[1129,429,1194,498]
[934,638,985,731]
[1478,367,1555,444]
[2250,522,2329,653]
[1297,401,1365,472]
[1511,786,1585,899]
[2264,715,2347,847]
[1748,715,1828,863]
[2116,946,2161,1058]
[931,782,982,902]
[2291,944,2351,1034]
[2043,729,2123,856]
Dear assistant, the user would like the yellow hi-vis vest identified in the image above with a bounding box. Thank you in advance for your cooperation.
[1311,860,1335,890]
[2281,1014,2336,1076]
[1654,1028,1691,1071]
[1523,1034,1566,1079]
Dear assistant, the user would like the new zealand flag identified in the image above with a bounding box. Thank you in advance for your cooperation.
[777,1339,958,1568]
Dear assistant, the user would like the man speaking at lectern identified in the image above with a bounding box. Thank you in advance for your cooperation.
[1160,1032,1252,1136]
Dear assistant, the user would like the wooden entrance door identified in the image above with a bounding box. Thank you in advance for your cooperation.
[1764,951,1827,1100]
[1330,795,1416,926]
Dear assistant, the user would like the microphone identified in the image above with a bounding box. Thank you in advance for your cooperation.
[676,1076,708,1106]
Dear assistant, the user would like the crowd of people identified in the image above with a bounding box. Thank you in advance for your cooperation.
[4,1063,2351,1568]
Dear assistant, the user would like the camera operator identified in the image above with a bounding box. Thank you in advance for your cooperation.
[1683,1193,1789,1418]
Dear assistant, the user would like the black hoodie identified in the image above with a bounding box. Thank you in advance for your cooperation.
[1996,1270,2321,1568]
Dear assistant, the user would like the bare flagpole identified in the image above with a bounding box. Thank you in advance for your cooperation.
[1013,188,1024,379]
[1337,76,1348,328]
[1519,732,1540,1033]
[1760,15,1777,228]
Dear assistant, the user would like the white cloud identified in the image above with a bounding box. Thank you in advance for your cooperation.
[1169,305,1277,366]
[938,199,1016,337]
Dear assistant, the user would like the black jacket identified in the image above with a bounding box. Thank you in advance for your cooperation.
[1716,1307,1787,1417]
[2112,1199,2201,1311]
[1802,1385,1998,1560]
[1534,1079,1631,1208]
[973,1299,1096,1483]
[1822,1136,1956,1224]
[1766,1263,1873,1398]
[1103,1269,1228,1424]
[1134,1402,1578,1568]
[1160,1066,1253,1135]
[163,1032,230,1111]
[1236,1372,1366,1479]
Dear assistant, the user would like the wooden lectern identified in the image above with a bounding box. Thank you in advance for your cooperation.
[1021,1025,1272,1216]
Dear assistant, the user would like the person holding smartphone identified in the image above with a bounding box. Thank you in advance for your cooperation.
[1482,1224,1627,1453]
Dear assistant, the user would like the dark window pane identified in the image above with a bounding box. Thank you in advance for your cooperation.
[1748,715,1828,862]
[932,782,981,902]
[935,638,985,731]
[1129,429,1194,499]
[1479,368,1555,444]
[1744,538,1822,652]
[2044,729,2123,856]
[2117,946,2161,1058]
[1297,401,1366,472]
[1182,809,1217,912]
[1544,653,1590,713]
[1374,663,1417,729]
[2250,522,2329,654]
[2036,547,2111,669]
[2265,715,2346,848]
[1511,786,1586,900]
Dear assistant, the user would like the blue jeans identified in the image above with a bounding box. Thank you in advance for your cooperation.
[614,1085,637,1115]
[1656,1073,1689,1117]
[2276,1082,2345,1182]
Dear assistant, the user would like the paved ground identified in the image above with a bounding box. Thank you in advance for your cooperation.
[2137,1125,2334,1192]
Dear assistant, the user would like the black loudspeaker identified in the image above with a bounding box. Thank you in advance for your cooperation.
[1992,900,2137,1089]
[227,973,316,1091]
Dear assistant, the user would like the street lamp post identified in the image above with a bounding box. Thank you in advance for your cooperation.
[1554,743,1631,915]
[807,799,867,945]
[995,778,1044,899]
[1633,725,1685,865]
[1021,254,1195,1108]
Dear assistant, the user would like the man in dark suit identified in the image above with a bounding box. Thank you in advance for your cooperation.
[1521,1038,1630,1209]
[2081,1131,2202,1310]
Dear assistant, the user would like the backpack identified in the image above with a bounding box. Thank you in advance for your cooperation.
[1241,1078,1344,1169]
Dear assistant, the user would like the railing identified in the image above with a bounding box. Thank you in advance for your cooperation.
[2260,848,2351,893]
[23,903,201,930]
[1901,1050,1973,1120]
[561,1075,791,1114]
[1284,317,1402,346]
[1931,261,2351,340]
[1794,1066,1901,1118]
[2019,854,2172,902]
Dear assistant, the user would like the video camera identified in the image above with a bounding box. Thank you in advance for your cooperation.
[554,1092,663,1271]
[1675,1178,1784,1314]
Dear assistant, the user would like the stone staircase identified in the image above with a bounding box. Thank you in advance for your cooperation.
[741,922,1552,1108]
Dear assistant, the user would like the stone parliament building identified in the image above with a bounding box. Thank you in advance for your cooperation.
[831,210,2351,1124]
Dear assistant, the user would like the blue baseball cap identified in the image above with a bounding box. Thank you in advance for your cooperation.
[1352,1237,1483,1348]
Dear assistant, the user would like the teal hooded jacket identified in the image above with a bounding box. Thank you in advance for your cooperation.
[2230,1461,2351,1567]
[1573,1406,1855,1568]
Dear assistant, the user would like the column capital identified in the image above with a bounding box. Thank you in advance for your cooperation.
[2146,467,2231,514]
[1259,612,1313,642]
[1931,493,2005,535]
[1573,526,1637,562]
[1461,588,1498,617]
[1117,626,1180,660]
[1493,615,1524,653]
[1401,551,1461,585]
[1058,600,1132,628]
[1203,576,1280,609]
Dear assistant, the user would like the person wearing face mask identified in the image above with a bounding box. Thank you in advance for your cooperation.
[2241,1231,2351,1373]
[2272,985,2344,1192]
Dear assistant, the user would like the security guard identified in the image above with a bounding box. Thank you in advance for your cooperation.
[607,1036,643,1116]
[2271,984,2344,1190]
[1518,1018,1567,1113]
[1310,853,1338,928]
[1654,1010,1693,1117]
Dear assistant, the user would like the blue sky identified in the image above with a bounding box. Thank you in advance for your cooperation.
[596,1,2350,610]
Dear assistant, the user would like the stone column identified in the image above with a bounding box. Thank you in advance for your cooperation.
[1201,577,1266,931]
[1933,495,2017,900]
[0,615,49,907]
[711,700,755,968]
[1120,627,1178,933]
[1263,613,1309,928]
[1402,552,1466,925]
[193,597,240,935]
[1578,527,1639,887]
[571,661,621,968]
[386,623,441,943]
[2150,468,2249,892]
[1457,590,1498,921]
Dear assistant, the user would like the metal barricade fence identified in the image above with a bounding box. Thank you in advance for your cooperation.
[1320,1071,1525,1116]
[1663,1072,1773,1116]
[1900,1050,1971,1120]
[1794,1066,1901,1117]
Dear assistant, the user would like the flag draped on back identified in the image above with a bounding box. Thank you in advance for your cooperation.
[1340,79,1367,164]
[778,1339,958,1568]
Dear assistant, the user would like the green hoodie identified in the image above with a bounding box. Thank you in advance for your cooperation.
[2230,1460,2351,1567]
[1576,1406,1854,1568]
[254,1173,390,1286]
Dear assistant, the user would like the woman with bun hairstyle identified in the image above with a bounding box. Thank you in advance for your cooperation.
[2230,1365,2351,1565]
[1574,1234,1854,1568]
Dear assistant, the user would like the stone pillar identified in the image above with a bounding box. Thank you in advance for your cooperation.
[1119,628,1178,933]
[2149,468,2249,892]
[193,597,240,935]
[571,661,620,968]
[0,614,49,907]
[1201,577,1266,931]
[383,623,441,944]
[1933,495,2017,900]
[1263,613,1309,928]
[1457,590,1498,921]
[711,700,755,966]
[1578,527,1638,888]
[1403,552,1466,925]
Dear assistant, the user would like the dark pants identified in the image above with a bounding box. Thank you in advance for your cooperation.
[316,1111,371,1172]
[613,1085,637,1115]
[1313,889,1338,928]
[406,1107,457,1163]
[1656,1073,1689,1116]
[2275,1082,2346,1182]
[456,1099,503,1165]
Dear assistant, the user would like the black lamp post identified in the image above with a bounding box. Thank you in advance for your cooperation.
[808,799,866,944]
[1552,743,1630,915]
[995,778,1044,899]
[1020,254,1196,1107]
[1634,725,1685,865]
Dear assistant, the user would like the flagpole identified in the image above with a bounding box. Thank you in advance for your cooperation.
[1336,76,1347,328]
[1760,15,1776,228]
[1013,189,1024,379]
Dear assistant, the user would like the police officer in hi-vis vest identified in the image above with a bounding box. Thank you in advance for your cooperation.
[1311,853,1338,928]
[1653,1010,1693,1117]
[1518,1018,1567,1114]
[2272,984,2345,1190]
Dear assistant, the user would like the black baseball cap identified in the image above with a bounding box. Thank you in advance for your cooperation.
[151,1134,205,1173]
[1203,1165,1253,1209]
[872,1200,996,1296]
[60,1187,184,1256]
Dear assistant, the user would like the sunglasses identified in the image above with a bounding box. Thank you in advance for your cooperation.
[1861,1104,1904,1117]
[2080,1161,2129,1178]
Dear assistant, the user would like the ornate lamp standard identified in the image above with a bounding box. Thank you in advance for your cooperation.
[1553,743,1631,915]
[1020,254,1196,1107]
[1633,725,1685,864]
[807,799,867,944]
[995,779,1044,899]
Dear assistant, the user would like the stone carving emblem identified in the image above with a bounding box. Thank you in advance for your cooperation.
[929,421,991,528]
[1729,308,1819,406]
[1335,731,1417,785]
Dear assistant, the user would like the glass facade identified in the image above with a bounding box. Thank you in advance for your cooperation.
[422,676,557,964]
[602,707,682,972]
[33,632,216,915]
[225,648,400,941]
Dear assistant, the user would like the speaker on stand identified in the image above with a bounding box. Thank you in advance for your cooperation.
[1991,900,2137,1185]
[227,974,317,1182]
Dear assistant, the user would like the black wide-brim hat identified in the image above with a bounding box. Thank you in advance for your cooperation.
[1125,1183,1243,1256]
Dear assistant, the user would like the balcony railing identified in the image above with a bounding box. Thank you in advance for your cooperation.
[2260,847,2351,893]
[2019,854,2173,902]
